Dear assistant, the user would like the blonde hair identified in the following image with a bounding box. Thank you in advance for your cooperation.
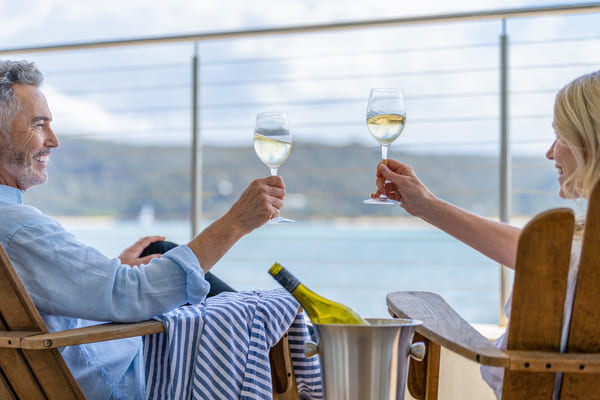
[553,70,600,199]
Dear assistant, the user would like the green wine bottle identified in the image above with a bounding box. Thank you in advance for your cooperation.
[269,262,369,325]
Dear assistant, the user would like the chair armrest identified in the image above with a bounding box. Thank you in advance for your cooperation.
[387,291,509,367]
[506,350,600,373]
[0,320,165,350]
[0,331,40,348]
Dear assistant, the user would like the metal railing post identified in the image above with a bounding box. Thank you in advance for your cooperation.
[499,19,511,326]
[191,43,202,237]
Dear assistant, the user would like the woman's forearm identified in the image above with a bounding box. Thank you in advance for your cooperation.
[419,197,521,269]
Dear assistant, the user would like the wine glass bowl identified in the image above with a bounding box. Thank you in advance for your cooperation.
[364,88,406,204]
[254,111,295,223]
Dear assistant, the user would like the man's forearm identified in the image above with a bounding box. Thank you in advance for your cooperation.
[187,214,245,273]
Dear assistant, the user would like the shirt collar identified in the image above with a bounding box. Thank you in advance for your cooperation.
[0,185,24,204]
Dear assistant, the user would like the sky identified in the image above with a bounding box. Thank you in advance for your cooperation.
[0,0,595,45]
[0,0,581,45]
[0,0,599,154]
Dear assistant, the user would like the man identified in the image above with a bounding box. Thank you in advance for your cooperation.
[0,60,287,399]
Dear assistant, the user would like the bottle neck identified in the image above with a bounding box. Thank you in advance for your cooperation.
[271,268,301,293]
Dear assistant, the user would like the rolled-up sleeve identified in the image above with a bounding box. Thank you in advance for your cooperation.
[155,245,211,305]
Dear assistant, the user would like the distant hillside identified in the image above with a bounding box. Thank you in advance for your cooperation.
[23,138,569,220]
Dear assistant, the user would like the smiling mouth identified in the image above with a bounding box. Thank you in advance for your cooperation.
[33,153,49,163]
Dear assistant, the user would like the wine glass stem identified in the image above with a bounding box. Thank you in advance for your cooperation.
[380,144,389,160]
[270,167,278,177]
[379,144,391,200]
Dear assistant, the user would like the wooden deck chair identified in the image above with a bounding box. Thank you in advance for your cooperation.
[386,179,600,400]
[0,245,298,400]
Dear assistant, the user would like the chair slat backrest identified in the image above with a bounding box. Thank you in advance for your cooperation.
[561,182,600,398]
[0,245,85,399]
[503,208,575,400]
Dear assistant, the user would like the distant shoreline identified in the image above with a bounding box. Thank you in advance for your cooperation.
[54,214,533,230]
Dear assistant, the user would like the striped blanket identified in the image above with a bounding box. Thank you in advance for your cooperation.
[144,288,323,399]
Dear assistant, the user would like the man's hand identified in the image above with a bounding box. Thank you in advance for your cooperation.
[119,235,166,267]
[223,176,286,235]
[187,176,286,273]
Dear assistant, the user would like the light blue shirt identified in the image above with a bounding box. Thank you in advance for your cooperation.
[0,184,211,399]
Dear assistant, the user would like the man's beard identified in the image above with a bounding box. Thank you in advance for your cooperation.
[0,147,48,190]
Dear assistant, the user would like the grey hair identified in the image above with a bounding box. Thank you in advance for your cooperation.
[0,60,44,137]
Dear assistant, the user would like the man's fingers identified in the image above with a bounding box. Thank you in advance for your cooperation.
[138,235,166,246]
[133,235,166,252]
[265,175,286,188]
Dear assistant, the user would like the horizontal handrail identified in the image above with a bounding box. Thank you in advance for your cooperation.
[1,3,599,55]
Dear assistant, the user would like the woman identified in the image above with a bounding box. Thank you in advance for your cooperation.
[370,70,600,399]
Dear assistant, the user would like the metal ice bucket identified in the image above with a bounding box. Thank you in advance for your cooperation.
[305,318,424,400]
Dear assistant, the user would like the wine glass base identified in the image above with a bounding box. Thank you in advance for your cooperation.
[363,197,400,205]
[268,216,295,224]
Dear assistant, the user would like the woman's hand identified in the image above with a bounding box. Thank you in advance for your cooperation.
[372,159,521,268]
[371,159,435,217]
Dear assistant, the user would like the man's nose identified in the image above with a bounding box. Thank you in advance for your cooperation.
[46,128,59,148]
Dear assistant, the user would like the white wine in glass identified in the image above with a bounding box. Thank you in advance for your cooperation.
[254,111,295,223]
[364,88,406,204]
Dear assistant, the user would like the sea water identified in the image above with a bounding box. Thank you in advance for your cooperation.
[62,218,504,324]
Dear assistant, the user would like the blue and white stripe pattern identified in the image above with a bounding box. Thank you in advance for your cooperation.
[287,316,323,399]
[143,288,322,399]
[144,306,205,399]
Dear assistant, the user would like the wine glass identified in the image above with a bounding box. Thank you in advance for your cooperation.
[363,88,406,204]
[254,111,295,223]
